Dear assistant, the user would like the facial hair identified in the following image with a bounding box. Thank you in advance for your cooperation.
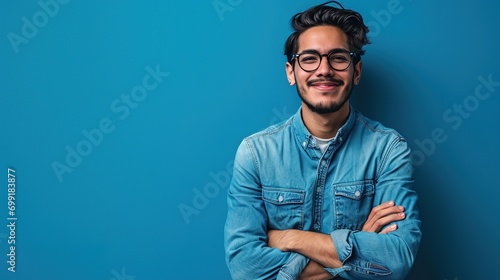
[295,76,354,115]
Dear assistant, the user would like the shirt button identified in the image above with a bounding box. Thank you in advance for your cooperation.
[302,142,307,148]
[354,190,361,197]
[278,195,284,203]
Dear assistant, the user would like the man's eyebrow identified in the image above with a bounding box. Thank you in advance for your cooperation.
[299,48,349,54]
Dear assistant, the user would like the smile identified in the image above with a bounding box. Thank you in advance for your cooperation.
[310,82,341,91]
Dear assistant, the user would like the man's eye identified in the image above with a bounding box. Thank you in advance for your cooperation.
[301,56,318,63]
[330,55,349,62]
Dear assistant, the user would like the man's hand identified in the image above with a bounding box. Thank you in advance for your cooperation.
[267,201,406,279]
[362,201,406,234]
[267,201,406,254]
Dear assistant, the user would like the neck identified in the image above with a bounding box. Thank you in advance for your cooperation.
[301,102,350,139]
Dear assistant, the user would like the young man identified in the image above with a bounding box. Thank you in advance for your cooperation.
[224,2,421,279]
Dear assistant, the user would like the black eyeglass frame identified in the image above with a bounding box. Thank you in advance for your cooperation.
[291,49,358,72]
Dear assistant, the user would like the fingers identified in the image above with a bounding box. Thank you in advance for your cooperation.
[366,201,400,220]
[362,201,406,233]
[380,224,397,234]
[368,211,405,231]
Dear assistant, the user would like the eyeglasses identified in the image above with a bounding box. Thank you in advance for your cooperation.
[292,49,357,72]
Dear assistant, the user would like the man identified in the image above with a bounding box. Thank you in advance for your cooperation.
[224,2,421,279]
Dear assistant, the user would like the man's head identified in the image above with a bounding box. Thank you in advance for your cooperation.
[284,1,370,115]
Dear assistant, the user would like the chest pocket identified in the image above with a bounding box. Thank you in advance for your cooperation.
[333,181,375,230]
[262,188,305,230]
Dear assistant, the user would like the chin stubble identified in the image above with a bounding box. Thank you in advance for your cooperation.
[296,78,353,115]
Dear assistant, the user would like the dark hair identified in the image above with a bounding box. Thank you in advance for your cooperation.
[284,1,370,65]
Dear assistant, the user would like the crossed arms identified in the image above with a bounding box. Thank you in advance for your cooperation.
[267,201,406,280]
[225,138,422,279]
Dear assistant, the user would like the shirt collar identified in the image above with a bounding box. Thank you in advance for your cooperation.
[292,105,356,151]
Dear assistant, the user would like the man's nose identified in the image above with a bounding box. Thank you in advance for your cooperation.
[315,55,335,76]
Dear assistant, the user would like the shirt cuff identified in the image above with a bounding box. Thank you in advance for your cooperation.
[324,229,354,277]
[277,252,309,280]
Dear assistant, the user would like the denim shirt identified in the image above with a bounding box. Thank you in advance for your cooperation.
[224,106,422,280]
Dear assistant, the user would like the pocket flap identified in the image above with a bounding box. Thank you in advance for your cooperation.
[334,181,374,200]
[262,188,305,205]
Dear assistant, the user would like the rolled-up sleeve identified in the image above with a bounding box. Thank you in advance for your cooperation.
[224,140,308,280]
[326,138,422,279]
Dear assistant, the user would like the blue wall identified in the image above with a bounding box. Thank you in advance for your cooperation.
[1,1,499,279]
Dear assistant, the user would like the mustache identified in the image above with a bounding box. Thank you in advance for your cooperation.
[307,78,344,87]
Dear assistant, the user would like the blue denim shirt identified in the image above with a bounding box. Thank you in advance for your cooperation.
[224,106,421,279]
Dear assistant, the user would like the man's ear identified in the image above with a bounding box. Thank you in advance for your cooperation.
[286,62,296,86]
[354,60,362,85]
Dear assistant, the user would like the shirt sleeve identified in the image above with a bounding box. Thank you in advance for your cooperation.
[325,138,422,279]
[224,140,308,280]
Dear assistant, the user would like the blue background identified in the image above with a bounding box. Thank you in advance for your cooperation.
[1,0,499,279]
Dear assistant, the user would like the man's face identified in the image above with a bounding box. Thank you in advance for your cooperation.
[286,25,362,115]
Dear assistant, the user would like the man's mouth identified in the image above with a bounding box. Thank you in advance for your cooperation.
[308,80,343,90]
